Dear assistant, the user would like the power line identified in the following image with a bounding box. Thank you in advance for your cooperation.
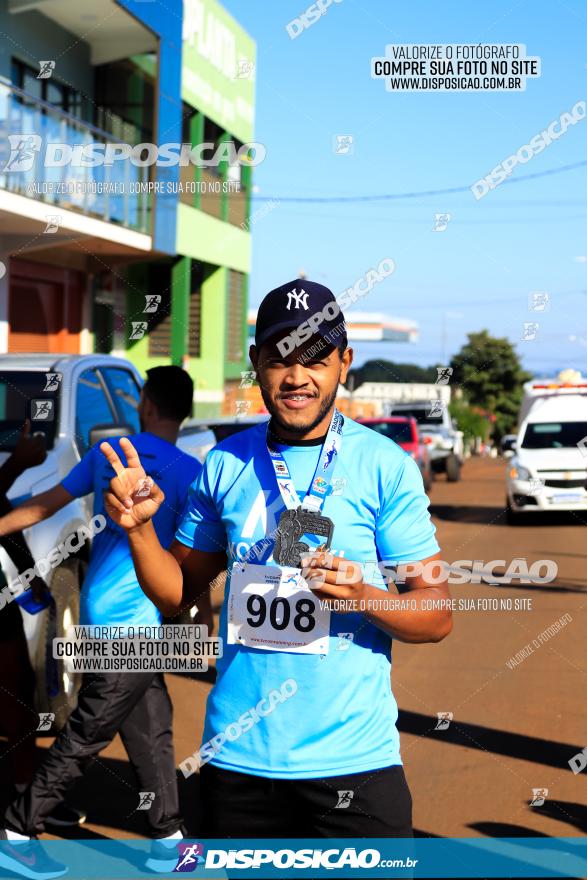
[256,208,587,224]
[400,290,587,310]
[251,159,587,204]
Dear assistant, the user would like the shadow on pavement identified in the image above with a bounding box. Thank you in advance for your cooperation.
[169,666,217,685]
[488,581,587,595]
[430,504,587,527]
[430,504,506,524]
[398,710,584,770]
[532,800,587,834]
[469,821,548,837]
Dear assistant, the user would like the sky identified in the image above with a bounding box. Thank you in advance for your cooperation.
[222,0,587,375]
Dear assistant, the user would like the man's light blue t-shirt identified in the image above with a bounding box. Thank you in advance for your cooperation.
[62,433,201,627]
[176,417,439,779]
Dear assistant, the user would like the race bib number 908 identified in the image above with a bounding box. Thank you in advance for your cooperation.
[228,563,331,654]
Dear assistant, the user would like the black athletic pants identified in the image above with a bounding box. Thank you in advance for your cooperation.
[200,763,413,838]
[4,671,182,838]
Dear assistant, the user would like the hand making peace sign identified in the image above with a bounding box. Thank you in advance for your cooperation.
[100,437,165,531]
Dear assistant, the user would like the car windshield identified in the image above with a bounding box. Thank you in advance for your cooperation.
[0,371,60,451]
[521,421,587,449]
[363,421,414,443]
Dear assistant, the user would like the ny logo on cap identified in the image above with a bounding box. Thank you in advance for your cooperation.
[286,289,309,310]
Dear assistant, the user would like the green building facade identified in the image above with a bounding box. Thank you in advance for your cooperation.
[114,0,256,416]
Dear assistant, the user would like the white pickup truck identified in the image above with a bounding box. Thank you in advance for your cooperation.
[380,383,464,481]
[505,372,587,522]
[0,354,213,728]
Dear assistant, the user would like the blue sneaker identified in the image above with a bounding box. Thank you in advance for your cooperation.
[0,831,67,879]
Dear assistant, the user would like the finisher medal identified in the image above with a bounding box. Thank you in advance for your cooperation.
[273,507,334,568]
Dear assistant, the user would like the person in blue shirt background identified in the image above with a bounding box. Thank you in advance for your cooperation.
[0,422,83,831]
[100,281,453,843]
[0,366,202,877]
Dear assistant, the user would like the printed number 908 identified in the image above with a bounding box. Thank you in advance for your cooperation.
[246,594,316,633]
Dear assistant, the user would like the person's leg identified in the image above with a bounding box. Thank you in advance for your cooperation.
[298,764,413,838]
[0,496,39,790]
[199,764,302,839]
[0,622,38,789]
[3,671,157,837]
[118,674,182,838]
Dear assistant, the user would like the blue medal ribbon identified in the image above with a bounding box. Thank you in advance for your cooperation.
[266,409,344,513]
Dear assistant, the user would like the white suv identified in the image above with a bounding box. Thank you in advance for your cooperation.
[505,395,587,523]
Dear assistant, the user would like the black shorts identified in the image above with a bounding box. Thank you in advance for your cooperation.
[200,762,413,839]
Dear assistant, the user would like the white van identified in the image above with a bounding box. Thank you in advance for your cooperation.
[506,383,587,522]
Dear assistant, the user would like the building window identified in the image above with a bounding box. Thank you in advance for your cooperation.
[94,58,154,144]
[93,275,126,353]
[147,292,172,357]
[182,104,195,143]
[226,271,245,363]
[180,104,197,206]
[147,264,172,357]
[11,58,88,119]
[188,262,203,358]
[200,116,224,219]
[227,137,248,228]
[203,118,223,177]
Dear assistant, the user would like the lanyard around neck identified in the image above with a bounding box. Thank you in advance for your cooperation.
[266,409,344,514]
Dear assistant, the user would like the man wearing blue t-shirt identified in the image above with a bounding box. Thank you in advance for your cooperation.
[0,367,201,875]
[100,281,453,840]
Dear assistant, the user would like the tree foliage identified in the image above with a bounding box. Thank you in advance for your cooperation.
[449,330,531,439]
[449,399,489,446]
[344,332,530,440]
[346,360,438,389]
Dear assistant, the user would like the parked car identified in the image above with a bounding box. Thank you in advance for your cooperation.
[387,401,463,482]
[174,423,217,461]
[358,417,433,492]
[506,395,587,523]
[500,434,517,458]
[0,355,150,726]
[0,355,221,727]
[179,414,269,447]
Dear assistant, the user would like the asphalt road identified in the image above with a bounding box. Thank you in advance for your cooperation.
[3,457,586,842]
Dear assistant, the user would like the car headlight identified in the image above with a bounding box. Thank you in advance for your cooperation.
[509,464,531,481]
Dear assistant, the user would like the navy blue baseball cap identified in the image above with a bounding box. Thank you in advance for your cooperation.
[254,279,348,354]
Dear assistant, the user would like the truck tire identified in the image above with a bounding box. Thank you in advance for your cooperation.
[445,454,461,482]
[34,561,82,732]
